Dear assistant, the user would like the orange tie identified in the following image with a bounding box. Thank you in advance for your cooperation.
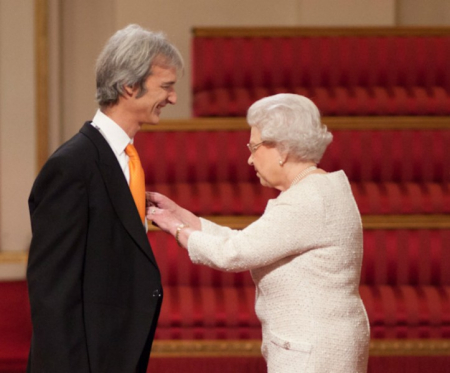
[125,144,146,223]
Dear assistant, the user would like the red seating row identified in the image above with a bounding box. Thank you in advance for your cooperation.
[136,125,450,183]
[152,228,450,288]
[134,119,450,347]
[134,120,450,215]
[192,27,450,117]
[5,227,449,345]
[0,281,30,372]
[193,86,450,117]
[146,181,450,215]
[151,227,450,340]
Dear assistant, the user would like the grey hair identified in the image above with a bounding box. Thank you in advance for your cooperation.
[247,93,333,164]
[95,24,184,107]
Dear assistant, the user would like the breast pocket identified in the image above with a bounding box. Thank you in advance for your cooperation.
[263,332,313,373]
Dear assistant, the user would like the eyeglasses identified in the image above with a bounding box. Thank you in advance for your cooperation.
[247,141,266,154]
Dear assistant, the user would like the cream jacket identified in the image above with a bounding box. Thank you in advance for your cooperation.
[188,171,370,373]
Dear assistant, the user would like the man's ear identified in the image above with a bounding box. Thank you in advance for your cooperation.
[123,84,136,97]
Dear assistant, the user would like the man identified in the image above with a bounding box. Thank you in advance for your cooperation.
[27,24,183,372]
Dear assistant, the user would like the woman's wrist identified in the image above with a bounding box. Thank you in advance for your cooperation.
[175,223,190,247]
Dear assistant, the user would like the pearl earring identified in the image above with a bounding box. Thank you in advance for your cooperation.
[279,160,283,166]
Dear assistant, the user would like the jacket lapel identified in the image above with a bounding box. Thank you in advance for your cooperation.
[80,122,158,267]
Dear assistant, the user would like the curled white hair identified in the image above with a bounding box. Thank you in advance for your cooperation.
[247,94,333,164]
[96,24,184,107]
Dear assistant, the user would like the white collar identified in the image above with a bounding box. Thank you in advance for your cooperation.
[91,109,132,156]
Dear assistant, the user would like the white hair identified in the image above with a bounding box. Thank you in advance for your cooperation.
[247,93,333,164]
[96,24,184,107]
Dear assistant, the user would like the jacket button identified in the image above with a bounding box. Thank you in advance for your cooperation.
[152,289,161,298]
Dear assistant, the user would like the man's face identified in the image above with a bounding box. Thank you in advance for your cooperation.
[131,64,178,125]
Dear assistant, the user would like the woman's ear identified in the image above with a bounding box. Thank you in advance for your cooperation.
[276,148,289,166]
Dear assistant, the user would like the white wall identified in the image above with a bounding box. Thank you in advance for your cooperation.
[0,0,36,278]
[298,0,396,26]
[398,0,450,25]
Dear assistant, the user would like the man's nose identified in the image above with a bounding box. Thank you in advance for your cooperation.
[168,91,177,105]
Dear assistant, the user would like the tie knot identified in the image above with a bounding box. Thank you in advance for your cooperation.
[125,143,138,158]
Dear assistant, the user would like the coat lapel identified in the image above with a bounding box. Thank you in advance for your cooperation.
[80,122,158,267]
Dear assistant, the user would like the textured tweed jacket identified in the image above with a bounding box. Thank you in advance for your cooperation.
[187,171,370,373]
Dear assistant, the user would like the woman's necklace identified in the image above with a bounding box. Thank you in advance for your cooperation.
[289,165,318,187]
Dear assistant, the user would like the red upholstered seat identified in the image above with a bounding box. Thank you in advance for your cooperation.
[361,285,450,339]
[194,86,450,117]
[0,281,31,372]
[136,127,450,215]
[136,129,450,184]
[361,229,450,338]
[147,182,277,215]
[135,130,255,184]
[147,181,450,216]
[150,231,254,288]
[322,129,450,183]
[155,286,261,340]
[148,227,450,340]
[352,182,450,215]
[192,30,450,117]
[135,124,450,344]
[157,284,450,341]
[361,229,450,286]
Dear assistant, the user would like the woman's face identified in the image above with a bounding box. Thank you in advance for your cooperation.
[247,127,284,189]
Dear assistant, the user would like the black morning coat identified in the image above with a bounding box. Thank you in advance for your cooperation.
[27,122,162,372]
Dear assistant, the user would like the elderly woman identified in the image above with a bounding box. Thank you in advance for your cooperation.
[147,93,370,373]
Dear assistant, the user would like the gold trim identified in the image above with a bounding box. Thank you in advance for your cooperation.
[142,117,450,132]
[151,339,450,357]
[370,339,450,357]
[152,340,262,357]
[322,116,450,130]
[192,26,450,38]
[362,215,450,230]
[0,251,28,263]
[35,0,49,171]
[147,215,450,232]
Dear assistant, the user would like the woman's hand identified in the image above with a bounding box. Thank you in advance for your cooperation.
[147,205,183,236]
[146,191,179,214]
[146,192,180,234]
[146,192,202,245]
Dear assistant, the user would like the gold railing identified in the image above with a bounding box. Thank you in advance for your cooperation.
[142,117,450,132]
[151,339,450,357]
[193,26,450,38]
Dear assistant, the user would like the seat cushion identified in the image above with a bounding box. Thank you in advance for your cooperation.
[147,181,450,215]
[361,285,450,339]
[155,285,261,340]
[0,281,31,371]
[361,229,450,287]
[136,128,450,184]
[193,86,450,117]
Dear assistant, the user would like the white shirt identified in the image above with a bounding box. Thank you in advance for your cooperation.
[91,109,132,184]
[90,110,148,230]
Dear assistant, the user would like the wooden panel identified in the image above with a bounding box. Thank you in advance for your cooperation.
[142,117,450,132]
[150,339,450,357]
[192,27,450,38]
[148,214,450,231]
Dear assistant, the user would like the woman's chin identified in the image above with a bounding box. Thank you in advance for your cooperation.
[258,176,270,188]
